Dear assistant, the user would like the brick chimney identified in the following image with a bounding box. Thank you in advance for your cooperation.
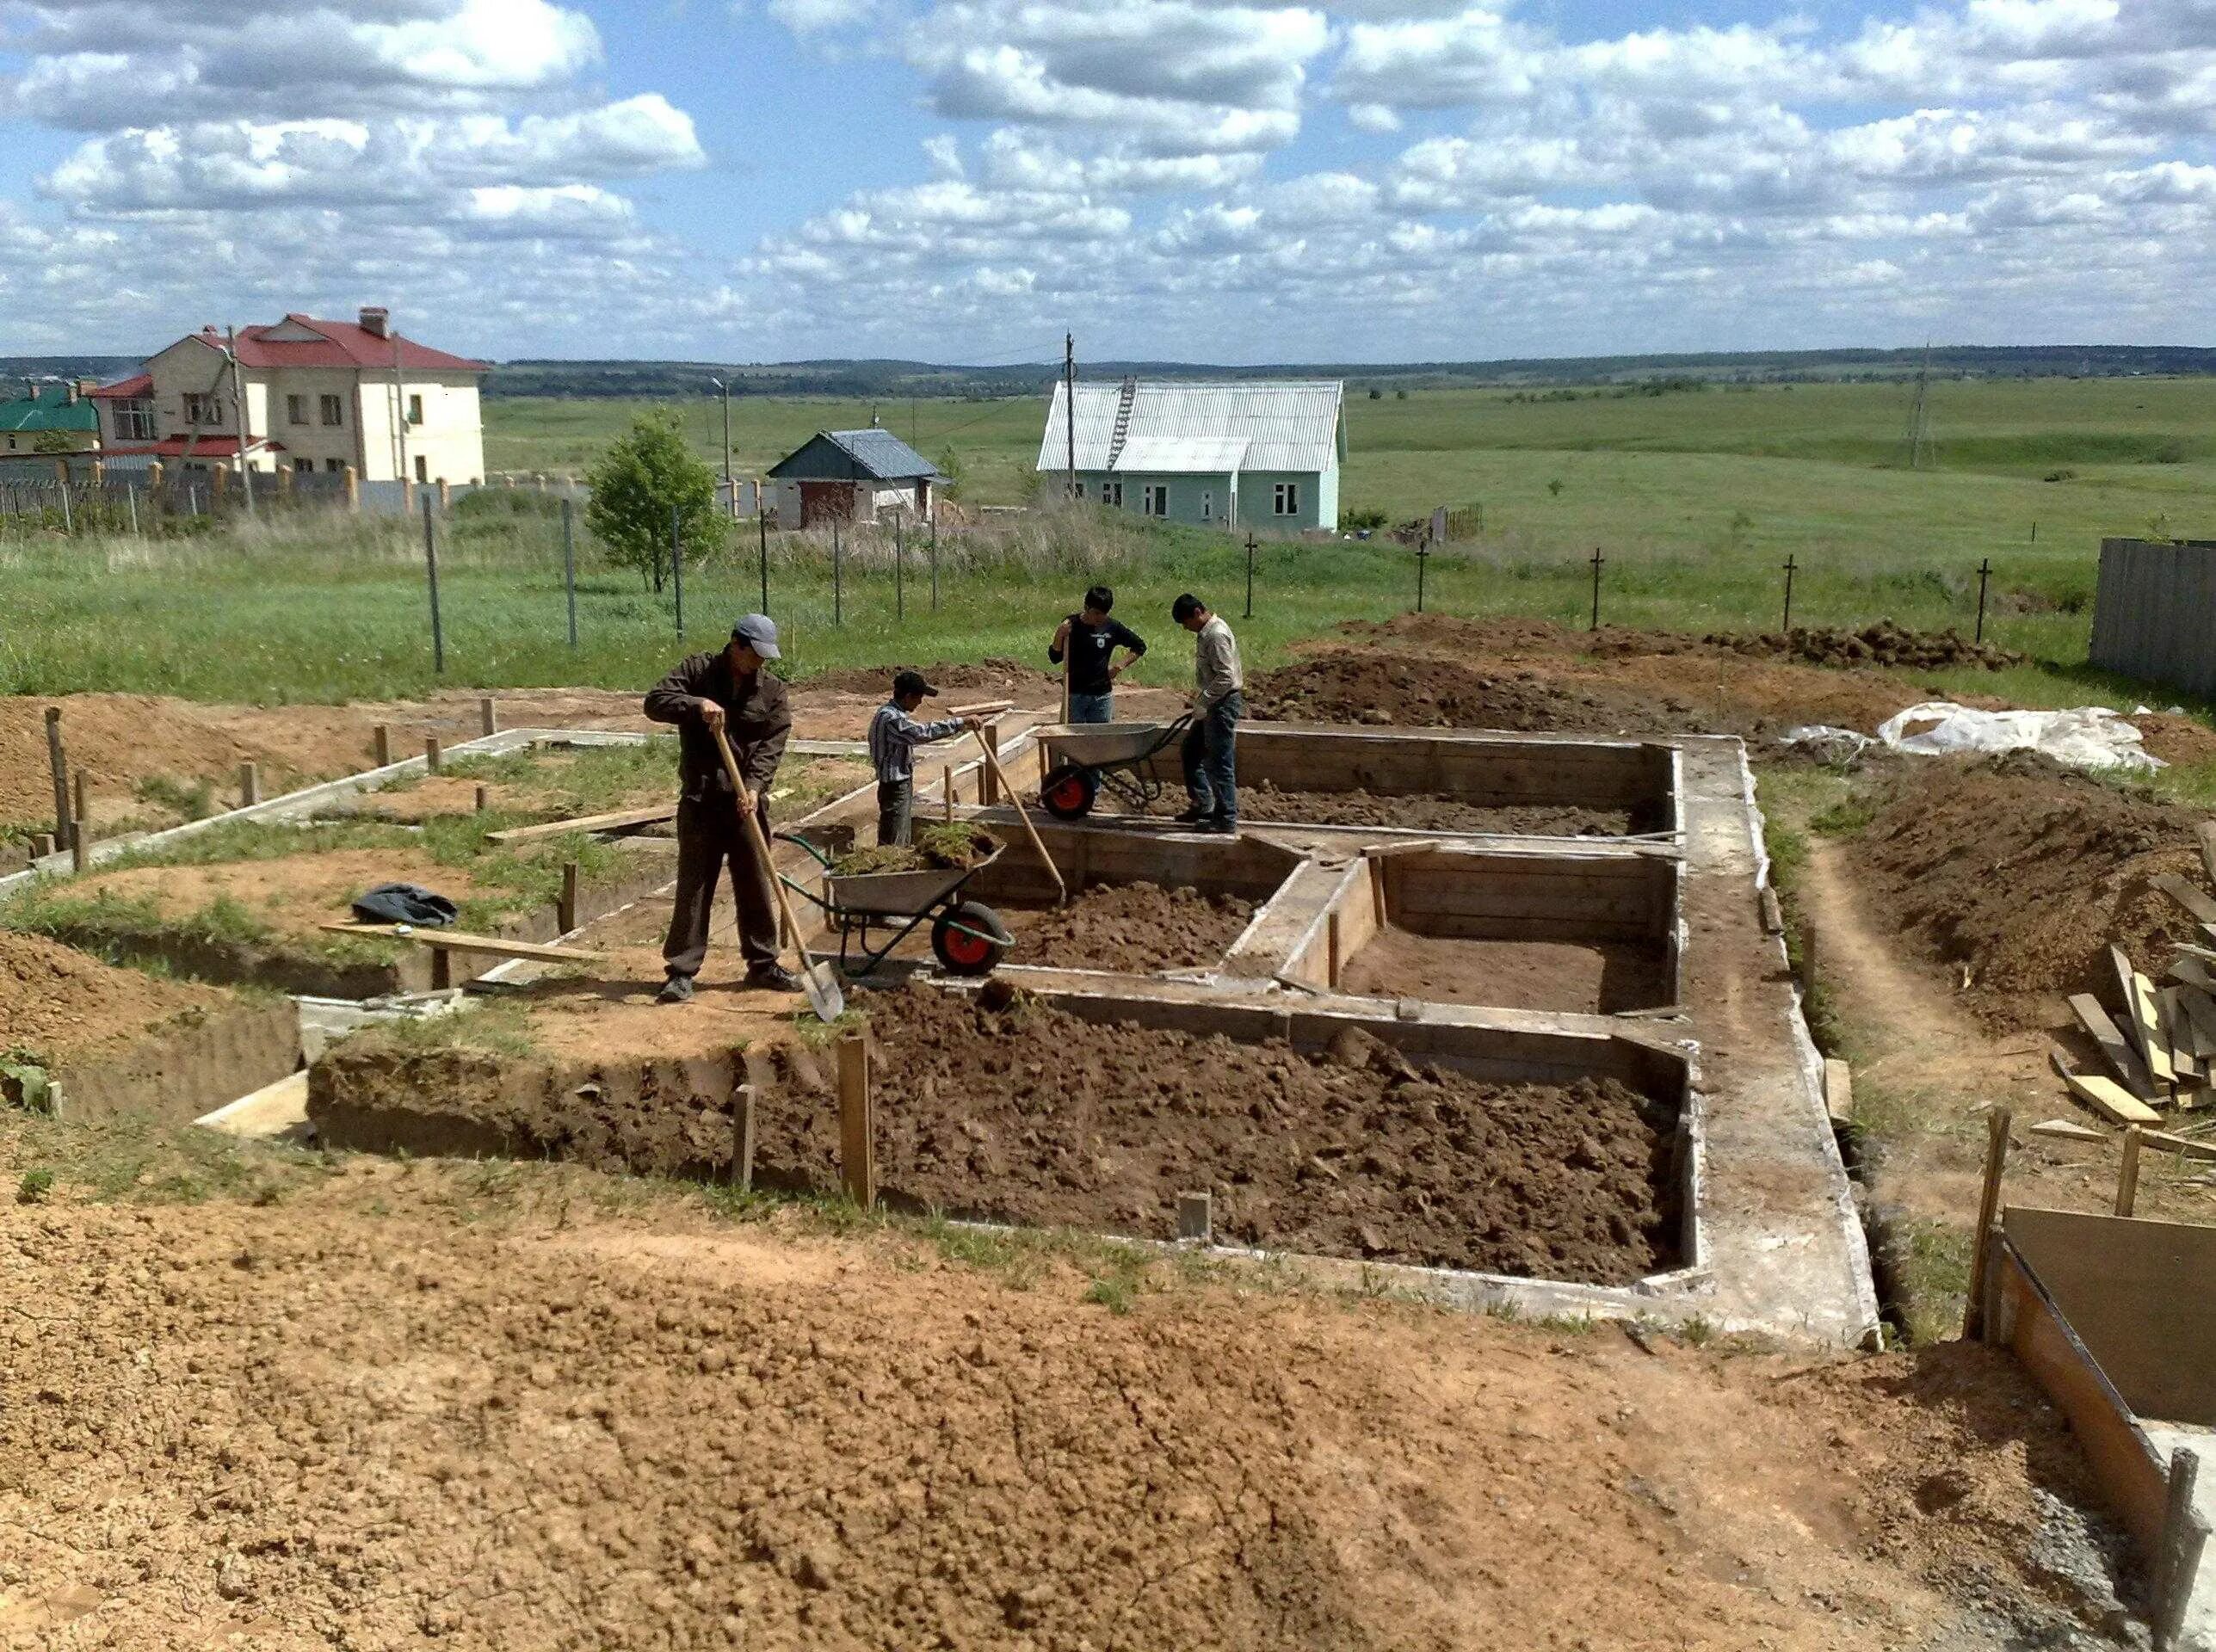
[360,306,390,339]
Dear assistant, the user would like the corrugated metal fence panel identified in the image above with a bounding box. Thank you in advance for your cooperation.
[2090,539,2216,699]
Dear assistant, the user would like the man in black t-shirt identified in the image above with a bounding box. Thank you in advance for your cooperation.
[1047,584,1146,724]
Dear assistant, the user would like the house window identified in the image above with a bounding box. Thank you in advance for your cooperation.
[1102,480,1122,508]
[182,391,220,426]
[407,394,424,426]
[1071,481,1083,500]
[414,455,429,483]
[287,395,306,426]
[1142,484,1168,517]
[1273,482,1299,516]
[114,400,154,441]
[320,394,343,427]
[325,458,345,474]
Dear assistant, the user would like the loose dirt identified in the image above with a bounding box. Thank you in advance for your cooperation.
[801,656,1056,697]
[1845,754,2207,1030]
[0,1119,2146,1652]
[1685,620,2024,673]
[0,930,231,1066]
[1340,929,1671,1014]
[1249,647,1677,735]
[997,883,1254,971]
[1238,784,1645,835]
[322,986,1682,1282]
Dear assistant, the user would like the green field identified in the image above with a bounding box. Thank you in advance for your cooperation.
[1,375,2210,728]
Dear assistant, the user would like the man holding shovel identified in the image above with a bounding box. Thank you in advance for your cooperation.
[645,614,799,1003]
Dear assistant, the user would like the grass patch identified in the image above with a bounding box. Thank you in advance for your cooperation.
[1882,1215,1975,1347]
[133,774,218,821]
[374,999,540,1059]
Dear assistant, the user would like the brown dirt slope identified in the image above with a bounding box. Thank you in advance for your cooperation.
[1005,882,1253,971]
[1847,754,2207,1028]
[0,931,230,1065]
[0,1148,2139,1650]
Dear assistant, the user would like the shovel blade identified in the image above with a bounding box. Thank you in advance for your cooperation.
[800,959,845,1023]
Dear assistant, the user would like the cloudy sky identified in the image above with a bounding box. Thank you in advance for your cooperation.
[0,0,2207,361]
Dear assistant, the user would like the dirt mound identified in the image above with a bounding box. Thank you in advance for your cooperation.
[799,656,1053,697]
[0,931,230,1067]
[1689,620,2025,672]
[1248,649,1676,735]
[1847,754,2206,1026]
[1238,785,1645,835]
[1005,883,1253,971]
[0,1150,2133,1652]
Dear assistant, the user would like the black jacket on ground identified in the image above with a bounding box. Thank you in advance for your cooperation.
[644,652,792,802]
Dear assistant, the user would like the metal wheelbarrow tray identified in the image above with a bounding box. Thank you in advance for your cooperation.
[780,835,1013,977]
[1037,715,1194,820]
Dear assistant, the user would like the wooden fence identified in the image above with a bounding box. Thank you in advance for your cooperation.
[2089,538,2216,698]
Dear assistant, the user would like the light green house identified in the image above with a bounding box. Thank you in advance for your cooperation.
[1036,379,1347,532]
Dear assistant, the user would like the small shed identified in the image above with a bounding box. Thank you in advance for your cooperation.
[767,428,940,528]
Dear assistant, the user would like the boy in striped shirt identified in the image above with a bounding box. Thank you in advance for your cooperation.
[867,670,980,846]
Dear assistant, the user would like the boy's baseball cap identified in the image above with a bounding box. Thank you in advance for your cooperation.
[892,669,938,698]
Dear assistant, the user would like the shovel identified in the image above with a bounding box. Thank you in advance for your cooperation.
[711,723,845,1023]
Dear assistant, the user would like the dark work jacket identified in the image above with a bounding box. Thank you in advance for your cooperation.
[644,652,792,802]
[1048,615,1147,696]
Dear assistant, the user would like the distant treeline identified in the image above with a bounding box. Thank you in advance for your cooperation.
[485,345,2216,400]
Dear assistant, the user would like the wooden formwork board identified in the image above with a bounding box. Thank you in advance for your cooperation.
[1377,847,1678,941]
[961,819,1306,907]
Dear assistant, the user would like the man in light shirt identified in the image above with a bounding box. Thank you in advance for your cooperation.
[1170,593,1242,834]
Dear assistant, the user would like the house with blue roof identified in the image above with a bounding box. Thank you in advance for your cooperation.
[766,426,941,528]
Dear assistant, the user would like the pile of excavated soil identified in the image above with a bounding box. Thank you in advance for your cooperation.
[1000,882,1253,971]
[1340,930,1671,1014]
[1248,649,1678,735]
[0,1159,2137,1651]
[0,931,230,1065]
[1847,754,2207,1027]
[322,989,1681,1282]
[1690,620,2025,673]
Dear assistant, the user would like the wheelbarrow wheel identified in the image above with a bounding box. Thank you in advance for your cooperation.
[932,901,1009,976]
[1040,762,1097,821]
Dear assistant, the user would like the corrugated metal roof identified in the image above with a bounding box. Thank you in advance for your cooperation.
[0,385,98,435]
[828,427,940,479]
[1112,435,1249,474]
[1036,379,1343,475]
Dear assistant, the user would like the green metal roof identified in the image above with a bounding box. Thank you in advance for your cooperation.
[0,385,99,435]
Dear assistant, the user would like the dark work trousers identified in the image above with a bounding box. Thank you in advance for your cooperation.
[663,792,779,978]
[875,778,914,847]
[1181,691,1242,822]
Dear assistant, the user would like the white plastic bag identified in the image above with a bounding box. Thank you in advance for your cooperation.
[1873,701,2164,774]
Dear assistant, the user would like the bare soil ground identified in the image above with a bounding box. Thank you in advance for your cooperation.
[0,929,232,1066]
[1117,784,1643,835]
[68,848,500,943]
[992,883,1253,972]
[0,1117,2146,1652]
[1340,928,1672,1014]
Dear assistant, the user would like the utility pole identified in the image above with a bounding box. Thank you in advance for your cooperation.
[1903,341,1933,471]
[710,377,732,517]
[1063,332,1077,500]
[225,327,256,518]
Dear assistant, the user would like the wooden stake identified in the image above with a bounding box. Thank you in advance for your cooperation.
[837,1034,875,1210]
[69,819,88,873]
[559,860,579,934]
[2117,1125,2144,1217]
[474,784,490,813]
[969,724,1064,903]
[30,832,54,860]
[980,719,1002,805]
[424,736,442,774]
[43,706,68,843]
[732,1082,757,1193]
[71,769,88,836]
[1963,1105,2010,1341]
[373,724,392,768]
[2157,1449,2207,1652]
[941,764,954,822]
[238,761,261,807]
[1326,909,1343,990]
[479,696,497,737]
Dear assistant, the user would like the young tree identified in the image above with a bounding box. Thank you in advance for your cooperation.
[583,410,722,594]
[30,431,78,455]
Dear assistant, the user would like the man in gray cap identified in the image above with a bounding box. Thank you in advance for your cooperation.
[644,614,799,1002]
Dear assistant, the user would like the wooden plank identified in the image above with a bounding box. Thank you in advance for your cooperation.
[2157,988,2204,1085]
[194,1069,309,1138]
[2052,1049,2163,1125]
[2156,873,2216,928]
[2200,823,2216,888]
[1966,1106,2011,1339]
[1999,1241,2170,1553]
[318,922,599,964]
[2071,993,2160,1100]
[2117,946,2176,1086]
[2117,1126,2144,1216]
[2169,954,2216,997]
[484,804,674,846]
[2143,1129,2216,1164]
[2031,1119,2108,1144]
[2180,989,2216,1058]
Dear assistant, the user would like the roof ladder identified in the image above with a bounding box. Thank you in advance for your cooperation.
[1104,376,1138,470]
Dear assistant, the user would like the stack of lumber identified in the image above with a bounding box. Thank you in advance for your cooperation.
[2051,823,2216,1131]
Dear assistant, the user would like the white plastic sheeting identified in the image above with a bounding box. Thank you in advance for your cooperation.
[1884,702,2164,771]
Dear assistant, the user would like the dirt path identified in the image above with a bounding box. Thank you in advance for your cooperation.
[0,1125,2147,1651]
